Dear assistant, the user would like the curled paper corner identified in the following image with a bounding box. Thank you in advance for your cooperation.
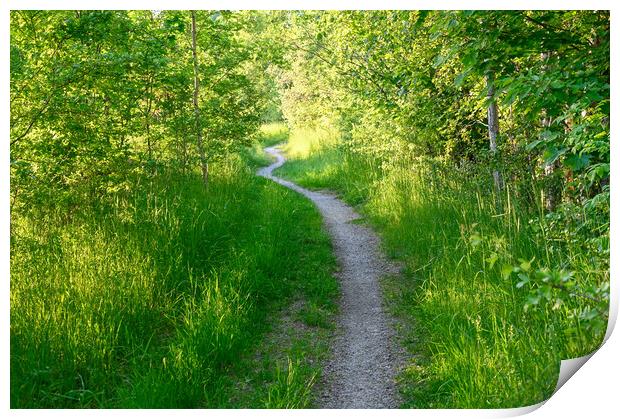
[548,273,619,395]
[492,353,598,418]
[493,401,545,418]
[549,306,617,398]
[553,352,595,394]
[500,312,617,417]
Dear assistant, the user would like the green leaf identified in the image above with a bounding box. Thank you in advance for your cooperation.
[563,153,590,171]
[519,258,532,272]
[501,264,515,279]
[516,273,530,288]
[461,51,478,69]
[486,253,498,269]
[525,139,544,151]
[560,271,574,283]
[542,147,567,166]
[540,285,552,300]
[550,80,565,89]
[469,233,482,248]
[525,294,541,307]
[454,71,470,87]
[433,54,447,68]
[414,10,429,28]
[587,163,610,183]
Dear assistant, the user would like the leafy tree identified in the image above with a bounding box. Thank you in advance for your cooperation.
[11,10,266,214]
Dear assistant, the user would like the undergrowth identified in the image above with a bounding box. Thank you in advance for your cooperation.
[10,123,338,408]
[275,126,609,408]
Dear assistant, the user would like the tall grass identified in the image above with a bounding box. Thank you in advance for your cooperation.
[240,122,289,168]
[283,126,339,158]
[275,127,608,408]
[10,138,337,408]
[260,122,290,147]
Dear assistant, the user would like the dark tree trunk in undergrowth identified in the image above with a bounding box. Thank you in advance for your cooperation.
[541,110,560,212]
[541,51,561,211]
[191,10,209,187]
[486,71,503,190]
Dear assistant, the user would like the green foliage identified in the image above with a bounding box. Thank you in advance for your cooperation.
[274,16,609,401]
[9,9,316,408]
[276,124,608,408]
[11,9,610,409]
[276,10,609,206]
[10,10,266,217]
[11,155,338,408]
[504,256,609,339]
[263,358,317,408]
[259,122,289,147]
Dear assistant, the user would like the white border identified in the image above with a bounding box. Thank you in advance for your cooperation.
[1,0,619,11]
[2,1,617,418]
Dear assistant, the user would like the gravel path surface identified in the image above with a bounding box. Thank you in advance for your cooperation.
[258,146,404,409]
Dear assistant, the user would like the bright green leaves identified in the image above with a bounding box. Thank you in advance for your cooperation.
[188,10,264,159]
[432,54,448,68]
[485,252,499,270]
[501,264,515,280]
[460,50,478,71]
[505,258,608,336]
[435,10,610,205]
[468,233,482,248]
[453,70,471,88]
[586,163,610,186]
[516,273,530,289]
[563,153,591,172]
[463,214,608,339]
[10,10,268,217]
[542,146,568,166]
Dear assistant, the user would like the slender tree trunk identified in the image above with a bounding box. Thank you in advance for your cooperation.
[486,71,503,189]
[543,164,560,211]
[146,75,153,161]
[191,10,209,186]
[540,52,560,211]
[146,116,152,161]
[541,111,559,211]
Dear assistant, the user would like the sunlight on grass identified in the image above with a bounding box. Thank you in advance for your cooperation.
[275,126,608,408]
[263,357,317,408]
[283,126,339,159]
[10,150,338,408]
[259,122,289,147]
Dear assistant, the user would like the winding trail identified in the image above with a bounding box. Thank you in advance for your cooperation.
[258,146,404,409]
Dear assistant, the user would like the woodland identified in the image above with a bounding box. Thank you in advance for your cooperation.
[10,10,609,408]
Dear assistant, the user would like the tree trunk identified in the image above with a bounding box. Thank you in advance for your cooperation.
[191,10,209,186]
[541,51,560,211]
[486,71,503,189]
[146,75,153,161]
[544,159,560,211]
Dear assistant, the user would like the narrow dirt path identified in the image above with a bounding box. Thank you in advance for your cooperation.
[258,146,404,408]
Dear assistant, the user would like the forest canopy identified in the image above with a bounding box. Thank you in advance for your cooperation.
[10,9,610,409]
[10,10,610,217]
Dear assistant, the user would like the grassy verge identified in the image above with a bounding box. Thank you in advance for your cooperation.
[10,122,338,408]
[275,127,608,408]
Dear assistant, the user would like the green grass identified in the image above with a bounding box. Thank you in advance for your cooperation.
[259,121,290,147]
[240,122,289,169]
[275,126,609,408]
[10,126,338,408]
